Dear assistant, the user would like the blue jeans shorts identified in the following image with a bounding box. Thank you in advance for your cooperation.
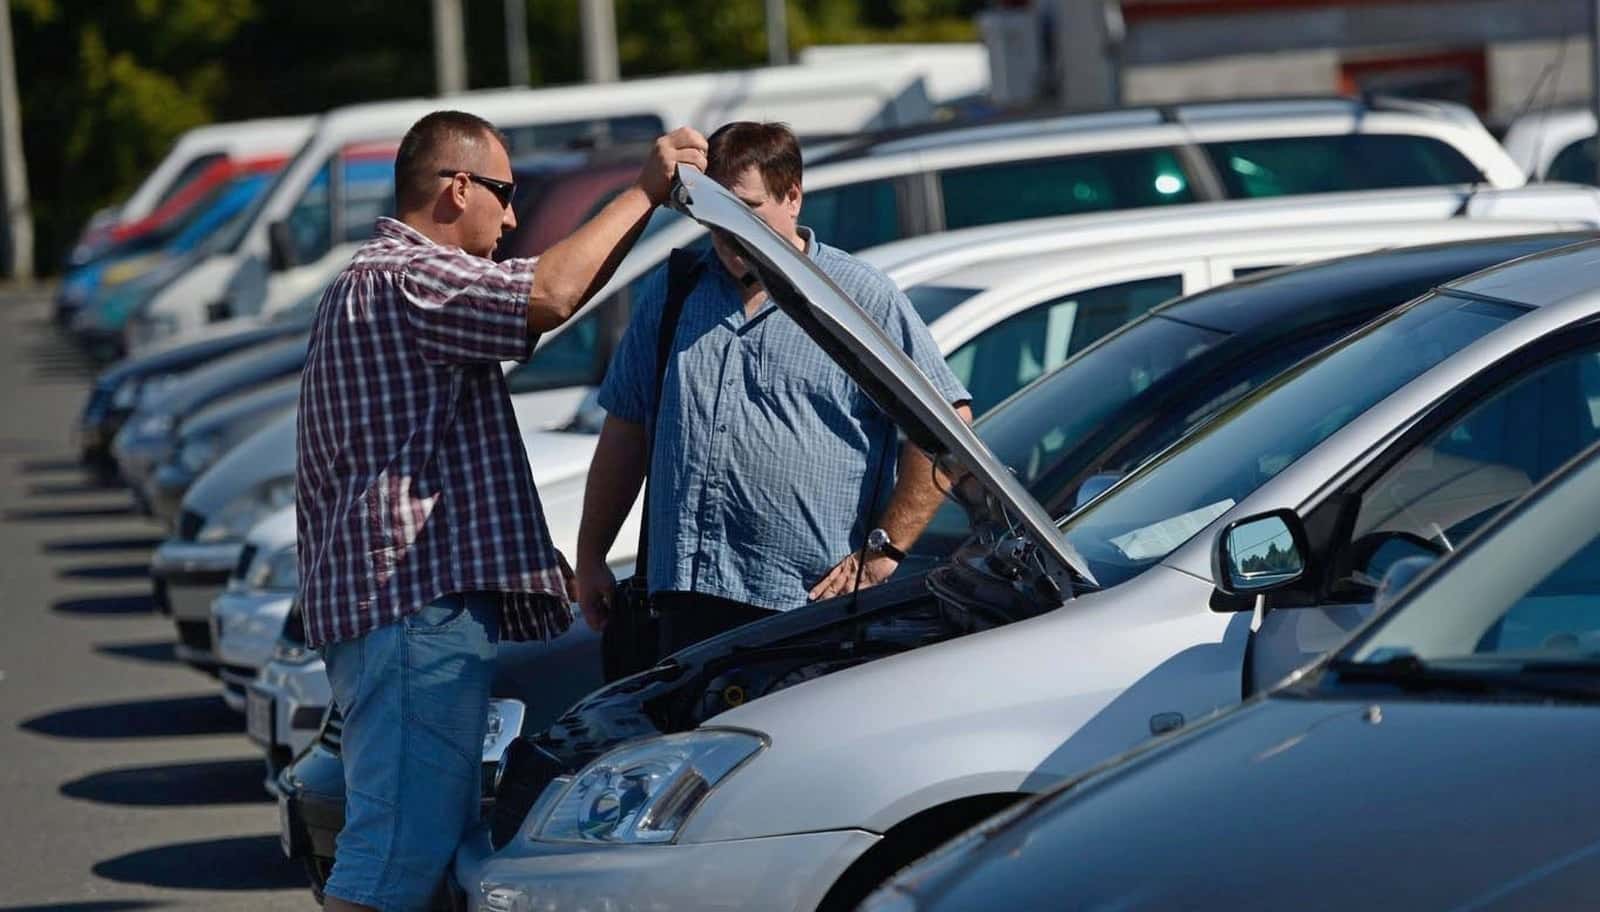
[321,592,500,911]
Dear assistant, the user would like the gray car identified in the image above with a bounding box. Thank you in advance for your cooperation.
[867,436,1600,912]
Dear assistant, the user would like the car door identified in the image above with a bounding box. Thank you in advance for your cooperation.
[1249,326,1600,689]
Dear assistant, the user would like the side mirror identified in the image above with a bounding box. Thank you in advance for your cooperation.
[1214,508,1309,597]
[267,220,298,272]
[1074,471,1122,509]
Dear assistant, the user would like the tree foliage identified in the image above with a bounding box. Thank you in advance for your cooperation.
[14,0,982,272]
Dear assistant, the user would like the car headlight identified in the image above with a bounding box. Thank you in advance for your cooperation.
[247,545,299,592]
[535,729,763,845]
[272,638,316,665]
[138,373,180,407]
[197,476,294,543]
[110,379,140,411]
[483,699,526,770]
[176,434,222,475]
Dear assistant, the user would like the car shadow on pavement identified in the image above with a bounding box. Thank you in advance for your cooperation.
[94,640,178,664]
[5,506,134,522]
[43,535,164,555]
[61,758,270,807]
[21,694,239,739]
[17,458,90,474]
[27,480,116,497]
[0,896,167,902]
[93,835,306,891]
[52,593,154,616]
[57,563,150,581]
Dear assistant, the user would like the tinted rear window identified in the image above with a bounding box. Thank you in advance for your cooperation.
[1548,137,1598,185]
[1205,134,1482,198]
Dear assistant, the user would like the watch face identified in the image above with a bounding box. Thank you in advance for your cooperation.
[867,528,889,551]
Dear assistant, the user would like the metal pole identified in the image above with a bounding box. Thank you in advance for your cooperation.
[766,0,791,66]
[0,0,33,280]
[432,0,468,95]
[505,0,530,87]
[1592,0,1600,185]
[579,0,620,84]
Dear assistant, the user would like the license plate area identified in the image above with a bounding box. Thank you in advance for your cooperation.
[247,688,275,746]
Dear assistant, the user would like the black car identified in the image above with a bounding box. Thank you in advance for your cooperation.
[866,437,1600,912]
[79,312,310,484]
[276,230,1593,902]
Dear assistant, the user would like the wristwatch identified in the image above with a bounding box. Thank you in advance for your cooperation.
[865,528,906,562]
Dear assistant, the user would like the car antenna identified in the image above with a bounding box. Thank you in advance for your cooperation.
[1514,37,1572,184]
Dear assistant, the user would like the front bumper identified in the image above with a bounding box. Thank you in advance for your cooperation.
[112,428,173,510]
[150,539,241,673]
[250,654,331,791]
[215,587,294,711]
[149,462,198,526]
[459,822,880,912]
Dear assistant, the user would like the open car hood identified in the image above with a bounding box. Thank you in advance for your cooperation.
[670,166,1093,590]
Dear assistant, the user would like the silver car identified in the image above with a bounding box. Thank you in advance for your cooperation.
[461,170,1600,911]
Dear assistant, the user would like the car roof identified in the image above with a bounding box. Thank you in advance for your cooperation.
[1442,236,1600,308]
[859,183,1600,289]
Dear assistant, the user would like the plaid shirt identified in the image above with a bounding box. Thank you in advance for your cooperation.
[296,217,571,648]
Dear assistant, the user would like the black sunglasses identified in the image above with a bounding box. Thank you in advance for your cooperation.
[437,169,516,208]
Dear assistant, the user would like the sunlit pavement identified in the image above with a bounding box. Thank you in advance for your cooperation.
[0,286,310,910]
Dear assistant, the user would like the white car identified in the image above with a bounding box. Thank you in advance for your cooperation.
[126,50,988,353]
[459,167,1600,911]
[1501,106,1596,183]
[213,506,298,712]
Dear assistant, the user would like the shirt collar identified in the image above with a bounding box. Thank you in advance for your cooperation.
[375,216,438,248]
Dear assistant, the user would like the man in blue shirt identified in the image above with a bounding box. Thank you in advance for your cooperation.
[575,121,970,655]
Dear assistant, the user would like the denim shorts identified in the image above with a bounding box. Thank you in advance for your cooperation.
[321,592,500,911]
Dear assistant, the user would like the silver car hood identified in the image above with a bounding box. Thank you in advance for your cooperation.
[669,166,1093,591]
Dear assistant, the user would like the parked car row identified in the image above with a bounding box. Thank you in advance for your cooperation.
[61,60,1600,910]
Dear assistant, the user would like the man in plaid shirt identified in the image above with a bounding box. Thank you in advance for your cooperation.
[297,110,706,912]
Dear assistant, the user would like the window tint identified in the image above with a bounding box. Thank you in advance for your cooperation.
[905,284,982,325]
[946,275,1183,416]
[506,307,603,393]
[1061,293,1523,590]
[938,147,1194,231]
[803,179,902,252]
[1548,137,1598,185]
[285,160,333,266]
[503,115,665,154]
[1205,134,1482,198]
[1342,347,1600,593]
[341,155,395,243]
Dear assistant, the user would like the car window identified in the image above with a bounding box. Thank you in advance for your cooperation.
[341,155,396,244]
[284,159,333,266]
[945,275,1184,416]
[1548,137,1598,184]
[803,179,902,252]
[502,115,665,154]
[1204,134,1482,197]
[1061,293,1524,590]
[507,307,604,393]
[905,284,982,325]
[1338,346,1600,594]
[154,152,228,208]
[938,147,1194,231]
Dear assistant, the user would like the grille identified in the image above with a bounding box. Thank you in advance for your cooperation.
[176,620,212,653]
[177,509,204,542]
[233,544,258,582]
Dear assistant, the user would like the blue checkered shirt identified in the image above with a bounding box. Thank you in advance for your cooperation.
[598,229,968,610]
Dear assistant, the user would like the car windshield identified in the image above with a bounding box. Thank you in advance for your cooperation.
[1059,292,1525,589]
[1343,453,1600,679]
[978,315,1228,492]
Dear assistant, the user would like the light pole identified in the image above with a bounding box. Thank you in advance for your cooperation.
[580,0,620,83]
[0,0,32,279]
[766,0,790,66]
[432,0,468,95]
[505,0,530,87]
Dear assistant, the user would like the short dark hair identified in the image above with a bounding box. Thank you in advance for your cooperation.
[706,121,802,199]
[394,110,510,212]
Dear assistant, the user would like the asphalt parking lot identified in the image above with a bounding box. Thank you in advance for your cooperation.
[0,287,307,910]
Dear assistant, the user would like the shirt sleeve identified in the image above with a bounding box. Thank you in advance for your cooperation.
[399,248,536,365]
[866,272,971,408]
[596,264,669,425]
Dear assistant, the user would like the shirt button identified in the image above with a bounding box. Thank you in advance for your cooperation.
[718,424,727,432]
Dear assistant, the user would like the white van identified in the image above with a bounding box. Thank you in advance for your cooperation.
[125,50,989,352]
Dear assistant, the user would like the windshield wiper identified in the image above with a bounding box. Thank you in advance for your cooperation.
[1327,655,1600,702]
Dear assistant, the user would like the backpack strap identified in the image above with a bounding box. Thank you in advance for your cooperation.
[635,248,705,572]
